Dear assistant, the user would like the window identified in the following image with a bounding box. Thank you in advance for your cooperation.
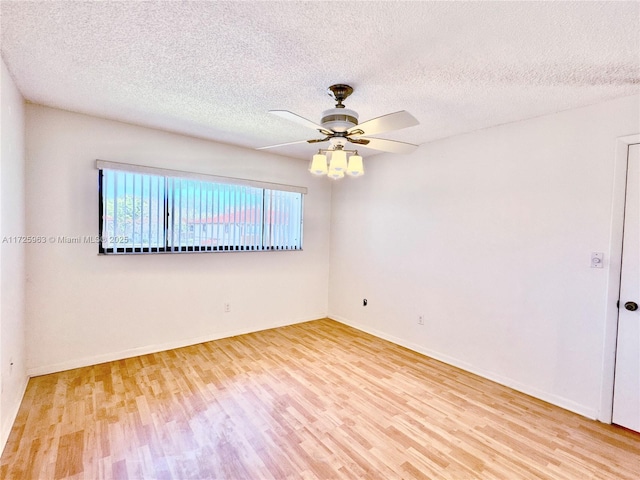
[97,161,305,254]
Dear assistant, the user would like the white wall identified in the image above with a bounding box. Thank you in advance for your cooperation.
[25,105,331,375]
[0,58,28,451]
[329,94,640,420]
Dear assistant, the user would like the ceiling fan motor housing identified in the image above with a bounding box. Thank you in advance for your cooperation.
[321,108,358,132]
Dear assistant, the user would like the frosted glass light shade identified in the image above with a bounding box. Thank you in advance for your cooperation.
[328,169,345,180]
[346,155,364,176]
[309,154,328,175]
[329,149,347,172]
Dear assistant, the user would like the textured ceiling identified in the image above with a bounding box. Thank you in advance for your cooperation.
[1,1,639,159]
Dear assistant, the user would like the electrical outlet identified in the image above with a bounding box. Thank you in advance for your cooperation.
[418,315,424,325]
[224,303,231,313]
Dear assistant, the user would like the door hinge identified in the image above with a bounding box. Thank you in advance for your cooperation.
[617,300,620,308]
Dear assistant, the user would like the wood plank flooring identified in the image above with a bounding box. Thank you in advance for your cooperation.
[1,319,639,479]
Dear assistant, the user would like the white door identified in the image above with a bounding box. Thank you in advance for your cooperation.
[612,143,640,432]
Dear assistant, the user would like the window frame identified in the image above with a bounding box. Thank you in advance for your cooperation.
[97,160,306,255]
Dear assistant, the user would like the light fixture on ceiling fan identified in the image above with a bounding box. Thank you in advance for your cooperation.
[257,84,420,179]
[309,137,364,179]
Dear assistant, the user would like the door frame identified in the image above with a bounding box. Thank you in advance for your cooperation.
[599,133,640,423]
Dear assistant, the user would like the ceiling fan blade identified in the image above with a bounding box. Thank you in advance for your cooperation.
[353,137,419,154]
[269,110,333,135]
[256,139,311,150]
[348,111,419,137]
[256,137,330,150]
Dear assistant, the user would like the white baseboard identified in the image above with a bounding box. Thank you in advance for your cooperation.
[27,315,326,377]
[329,314,598,421]
[1,375,29,456]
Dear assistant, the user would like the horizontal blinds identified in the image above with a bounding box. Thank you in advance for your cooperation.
[96,160,307,195]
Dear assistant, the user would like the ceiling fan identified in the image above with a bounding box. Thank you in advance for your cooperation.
[257,84,420,155]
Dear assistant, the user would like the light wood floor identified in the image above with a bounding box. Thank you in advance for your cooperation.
[1,319,639,479]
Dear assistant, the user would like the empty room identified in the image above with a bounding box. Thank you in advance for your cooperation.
[1,1,639,479]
